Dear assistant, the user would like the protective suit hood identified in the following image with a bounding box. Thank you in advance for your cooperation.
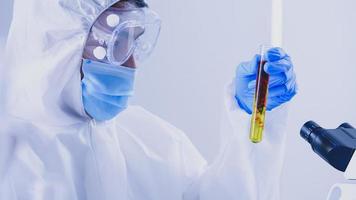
[0,1,208,199]
[3,0,123,125]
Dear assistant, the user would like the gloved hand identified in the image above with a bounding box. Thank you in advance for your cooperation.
[235,48,297,114]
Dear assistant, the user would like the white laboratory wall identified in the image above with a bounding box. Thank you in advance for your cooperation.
[282,0,356,199]
[1,0,355,199]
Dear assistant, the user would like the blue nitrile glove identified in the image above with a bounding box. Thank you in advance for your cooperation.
[235,48,297,114]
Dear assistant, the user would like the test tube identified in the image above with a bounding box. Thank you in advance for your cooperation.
[249,45,271,143]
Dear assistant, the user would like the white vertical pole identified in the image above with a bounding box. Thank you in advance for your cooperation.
[271,0,283,47]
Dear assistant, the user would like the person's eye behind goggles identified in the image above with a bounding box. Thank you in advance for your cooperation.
[83,5,161,66]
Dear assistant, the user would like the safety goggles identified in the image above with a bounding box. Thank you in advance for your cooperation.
[83,2,161,66]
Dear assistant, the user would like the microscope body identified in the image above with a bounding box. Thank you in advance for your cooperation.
[345,153,356,180]
[326,154,356,200]
[300,121,356,200]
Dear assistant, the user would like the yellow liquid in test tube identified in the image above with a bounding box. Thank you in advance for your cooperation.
[249,46,270,143]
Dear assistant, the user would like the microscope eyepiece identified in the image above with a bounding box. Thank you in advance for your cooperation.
[300,121,322,144]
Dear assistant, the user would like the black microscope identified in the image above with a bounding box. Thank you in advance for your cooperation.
[300,121,356,199]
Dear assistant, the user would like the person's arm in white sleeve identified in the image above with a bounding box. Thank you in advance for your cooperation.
[184,48,297,200]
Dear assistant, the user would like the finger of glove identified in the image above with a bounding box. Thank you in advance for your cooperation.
[235,96,253,114]
[268,73,296,98]
[236,54,261,77]
[264,56,292,74]
[264,47,288,62]
[268,86,297,109]
[285,71,297,91]
[266,97,284,110]
[268,85,287,97]
[243,88,256,97]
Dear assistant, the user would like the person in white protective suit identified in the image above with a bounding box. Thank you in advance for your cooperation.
[0,0,297,199]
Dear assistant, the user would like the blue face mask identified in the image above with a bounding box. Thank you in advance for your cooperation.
[81,59,136,121]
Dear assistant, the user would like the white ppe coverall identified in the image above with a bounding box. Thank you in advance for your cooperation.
[0,0,289,199]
